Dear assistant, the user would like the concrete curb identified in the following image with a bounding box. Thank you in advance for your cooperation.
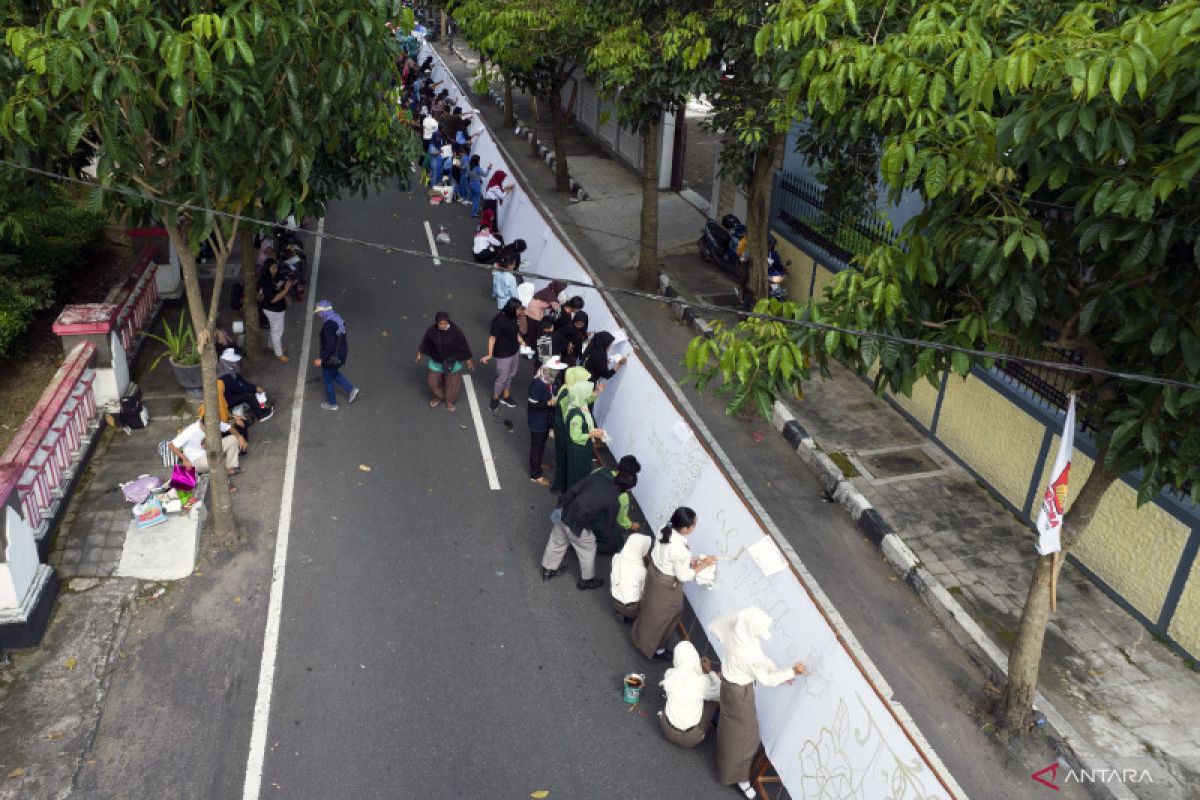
[655,270,1131,800]
[487,89,589,202]
[443,42,589,201]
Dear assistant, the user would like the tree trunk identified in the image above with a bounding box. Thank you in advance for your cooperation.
[503,74,514,128]
[550,82,570,193]
[715,138,738,219]
[530,93,541,158]
[743,134,784,304]
[439,9,447,41]
[238,228,259,365]
[997,450,1119,733]
[164,223,236,548]
[637,117,661,292]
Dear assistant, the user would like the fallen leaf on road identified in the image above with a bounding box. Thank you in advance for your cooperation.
[381,331,388,336]
[7,768,25,779]
[64,657,77,671]
[331,516,339,521]
[530,792,549,799]
[46,731,64,741]
[234,596,242,605]
[358,464,372,472]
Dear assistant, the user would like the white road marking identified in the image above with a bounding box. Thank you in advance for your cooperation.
[463,374,501,491]
[421,217,500,491]
[423,220,441,265]
[241,218,324,800]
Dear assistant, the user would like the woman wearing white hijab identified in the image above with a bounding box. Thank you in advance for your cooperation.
[659,641,721,748]
[610,532,652,621]
[710,607,807,799]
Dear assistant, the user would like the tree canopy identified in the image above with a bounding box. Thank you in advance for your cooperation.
[1,0,415,542]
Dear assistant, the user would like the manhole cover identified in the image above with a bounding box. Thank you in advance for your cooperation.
[699,292,743,309]
[861,447,940,479]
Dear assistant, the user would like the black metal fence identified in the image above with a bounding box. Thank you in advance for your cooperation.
[772,171,895,268]
[997,336,1100,434]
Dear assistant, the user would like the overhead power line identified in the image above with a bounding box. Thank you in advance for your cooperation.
[2,157,1198,393]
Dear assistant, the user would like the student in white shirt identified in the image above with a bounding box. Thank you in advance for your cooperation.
[631,507,716,659]
[709,607,808,798]
[610,532,652,621]
[659,641,722,748]
[168,412,244,478]
[473,226,502,263]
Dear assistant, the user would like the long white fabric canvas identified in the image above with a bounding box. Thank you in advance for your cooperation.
[425,46,956,798]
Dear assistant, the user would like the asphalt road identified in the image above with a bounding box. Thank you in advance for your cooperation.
[257,189,728,799]
[252,180,1082,798]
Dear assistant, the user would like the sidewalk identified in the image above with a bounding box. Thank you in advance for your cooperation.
[0,257,302,799]
[440,42,1198,799]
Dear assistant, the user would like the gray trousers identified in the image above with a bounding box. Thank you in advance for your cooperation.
[541,520,597,580]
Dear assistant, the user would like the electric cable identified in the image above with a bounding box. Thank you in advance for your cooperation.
[2,157,1198,392]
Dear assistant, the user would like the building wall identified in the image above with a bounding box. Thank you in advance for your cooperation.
[772,223,1200,659]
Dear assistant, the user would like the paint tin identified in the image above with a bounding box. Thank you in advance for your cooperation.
[622,673,645,704]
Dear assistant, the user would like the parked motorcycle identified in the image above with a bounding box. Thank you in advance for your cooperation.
[697,213,747,279]
[765,235,789,300]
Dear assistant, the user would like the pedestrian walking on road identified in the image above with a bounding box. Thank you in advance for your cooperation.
[659,641,721,749]
[416,311,474,412]
[527,357,567,485]
[709,607,807,799]
[481,298,524,411]
[631,507,714,660]
[541,467,637,590]
[258,258,292,362]
[552,380,605,493]
[313,300,359,411]
[610,531,652,621]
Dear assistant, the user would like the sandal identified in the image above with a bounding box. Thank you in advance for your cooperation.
[446,403,457,412]
[430,398,441,408]
[229,485,239,494]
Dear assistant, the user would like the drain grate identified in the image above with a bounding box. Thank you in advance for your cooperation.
[860,447,941,479]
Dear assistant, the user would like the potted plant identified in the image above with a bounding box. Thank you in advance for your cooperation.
[144,312,202,390]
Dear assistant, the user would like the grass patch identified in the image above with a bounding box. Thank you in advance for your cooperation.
[827,451,860,478]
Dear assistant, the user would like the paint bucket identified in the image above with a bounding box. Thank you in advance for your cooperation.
[622,673,645,704]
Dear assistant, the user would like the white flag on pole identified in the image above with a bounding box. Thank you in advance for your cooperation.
[1036,396,1077,555]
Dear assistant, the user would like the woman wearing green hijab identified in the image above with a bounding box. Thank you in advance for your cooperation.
[549,367,596,490]
[552,380,606,493]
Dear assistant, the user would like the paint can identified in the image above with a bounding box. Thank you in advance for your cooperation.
[622,673,645,704]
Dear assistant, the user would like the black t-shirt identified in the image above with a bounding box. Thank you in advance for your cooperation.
[490,313,520,359]
[258,270,288,312]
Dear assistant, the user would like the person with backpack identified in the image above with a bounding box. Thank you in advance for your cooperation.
[313,300,360,411]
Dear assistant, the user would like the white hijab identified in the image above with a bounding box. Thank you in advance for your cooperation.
[709,607,793,687]
[610,533,651,604]
[661,641,720,729]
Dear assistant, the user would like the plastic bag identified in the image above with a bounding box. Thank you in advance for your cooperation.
[120,475,162,504]
[133,497,166,529]
[170,465,197,491]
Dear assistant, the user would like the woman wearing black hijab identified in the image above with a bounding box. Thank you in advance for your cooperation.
[553,310,589,366]
[581,331,626,386]
[415,311,475,412]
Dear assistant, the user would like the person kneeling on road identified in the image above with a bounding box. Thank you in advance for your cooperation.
[540,467,637,590]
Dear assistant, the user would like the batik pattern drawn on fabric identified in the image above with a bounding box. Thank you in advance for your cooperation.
[796,694,940,800]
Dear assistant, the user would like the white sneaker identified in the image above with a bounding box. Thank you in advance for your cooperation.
[348,388,360,404]
[321,402,338,411]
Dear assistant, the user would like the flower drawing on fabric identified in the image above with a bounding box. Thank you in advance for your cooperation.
[798,700,860,799]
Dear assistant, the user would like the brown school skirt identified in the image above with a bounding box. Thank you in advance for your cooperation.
[612,597,640,620]
[630,563,682,658]
[716,678,760,785]
[659,700,717,749]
